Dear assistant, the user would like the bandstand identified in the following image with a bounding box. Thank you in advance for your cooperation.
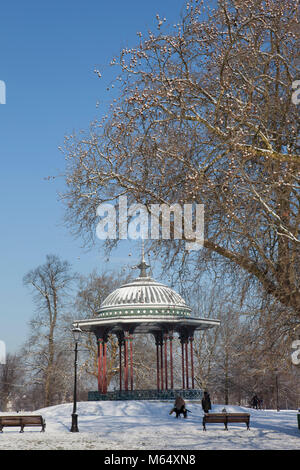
[74,251,220,401]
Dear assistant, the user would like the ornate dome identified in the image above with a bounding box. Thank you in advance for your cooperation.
[97,254,192,319]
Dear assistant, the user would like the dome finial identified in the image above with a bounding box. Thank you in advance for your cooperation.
[137,239,150,277]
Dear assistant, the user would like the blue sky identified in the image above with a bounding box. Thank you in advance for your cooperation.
[0,0,187,353]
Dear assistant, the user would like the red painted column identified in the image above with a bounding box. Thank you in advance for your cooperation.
[164,335,168,390]
[97,338,103,393]
[185,341,189,389]
[103,341,107,394]
[169,334,174,390]
[181,341,185,389]
[130,335,134,391]
[156,341,160,390]
[124,334,129,391]
[160,340,164,390]
[118,339,122,391]
[190,337,195,389]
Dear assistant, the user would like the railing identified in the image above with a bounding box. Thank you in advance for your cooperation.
[88,389,203,401]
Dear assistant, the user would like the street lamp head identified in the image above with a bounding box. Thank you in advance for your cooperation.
[72,326,82,343]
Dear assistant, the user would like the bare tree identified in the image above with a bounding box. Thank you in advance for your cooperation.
[0,354,22,411]
[60,0,300,327]
[23,254,78,407]
[179,269,300,407]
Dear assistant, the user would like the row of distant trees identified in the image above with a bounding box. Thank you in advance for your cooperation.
[0,253,299,411]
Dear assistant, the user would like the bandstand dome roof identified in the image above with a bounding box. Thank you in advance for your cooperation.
[98,274,192,318]
[74,247,220,335]
[97,251,192,318]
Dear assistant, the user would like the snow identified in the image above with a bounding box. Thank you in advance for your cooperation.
[0,401,299,450]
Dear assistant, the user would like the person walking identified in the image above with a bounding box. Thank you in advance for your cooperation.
[251,395,259,409]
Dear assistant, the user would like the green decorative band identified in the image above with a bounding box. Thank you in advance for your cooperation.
[97,307,191,318]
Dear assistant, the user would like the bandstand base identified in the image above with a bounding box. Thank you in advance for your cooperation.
[88,389,203,401]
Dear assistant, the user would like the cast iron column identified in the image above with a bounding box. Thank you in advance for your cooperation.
[124,332,129,391]
[181,340,185,389]
[160,338,164,390]
[130,335,134,391]
[103,340,107,394]
[97,338,103,393]
[164,334,168,390]
[155,337,160,391]
[185,341,189,389]
[169,333,174,390]
[117,332,124,392]
[190,336,195,389]
[119,338,122,391]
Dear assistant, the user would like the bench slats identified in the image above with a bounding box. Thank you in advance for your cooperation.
[0,415,46,432]
[203,412,250,431]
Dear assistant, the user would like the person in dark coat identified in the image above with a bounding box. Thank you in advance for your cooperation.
[169,396,187,418]
[251,395,259,409]
[201,391,212,413]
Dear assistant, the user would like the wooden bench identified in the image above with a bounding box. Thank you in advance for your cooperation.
[203,412,250,431]
[0,415,46,433]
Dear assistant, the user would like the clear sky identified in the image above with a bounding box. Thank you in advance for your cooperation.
[0,0,187,353]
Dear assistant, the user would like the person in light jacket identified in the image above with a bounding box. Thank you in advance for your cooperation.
[169,396,187,418]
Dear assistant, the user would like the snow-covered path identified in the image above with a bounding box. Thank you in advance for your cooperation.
[0,401,299,450]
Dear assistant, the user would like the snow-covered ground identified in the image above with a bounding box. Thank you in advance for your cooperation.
[0,401,299,450]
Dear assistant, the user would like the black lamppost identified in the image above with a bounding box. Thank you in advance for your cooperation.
[275,372,280,412]
[70,326,82,432]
